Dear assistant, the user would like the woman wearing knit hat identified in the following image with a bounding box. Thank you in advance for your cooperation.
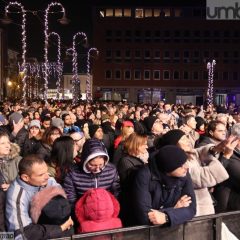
[128,145,196,227]
[156,129,229,216]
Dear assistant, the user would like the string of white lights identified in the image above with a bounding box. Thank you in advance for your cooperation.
[6,1,27,106]
[44,2,65,104]
[86,48,98,102]
[206,60,216,106]
[72,32,87,105]
[48,31,62,99]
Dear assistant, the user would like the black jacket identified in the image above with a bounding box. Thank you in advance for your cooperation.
[129,156,196,226]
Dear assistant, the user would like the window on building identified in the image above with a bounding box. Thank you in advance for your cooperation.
[124,50,131,60]
[124,70,131,80]
[144,50,151,60]
[144,70,151,80]
[106,30,112,37]
[233,72,238,81]
[115,70,121,80]
[162,8,171,17]
[134,30,141,42]
[105,70,112,79]
[174,8,182,17]
[173,51,180,63]
[154,30,161,42]
[223,72,229,80]
[115,9,123,17]
[183,50,190,63]
[134,70,141,80]
[163,50,170,62]
[173,71,180,80]
[193,71,199,80]
[193,51,200,63]
[163,70,170,80]
[203,71,208,80]
[123,9,131,17]
[145,9,152,17]
[106,9,113,17]
[154,50,161,60]
[115,50,121,62]
[106,50,112,62]
[135,8,144,18]
[183,71,189,80]
[153,70,160,80]
[193,8,201,17]
[153,9,161,17]
[134,49,141,60]
[144,30,151,41]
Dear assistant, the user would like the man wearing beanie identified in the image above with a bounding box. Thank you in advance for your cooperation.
[143,116,164,148]
[128,145,196,227]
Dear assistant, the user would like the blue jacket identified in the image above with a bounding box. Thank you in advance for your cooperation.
[131,159,196,226]
[5,177,65,240]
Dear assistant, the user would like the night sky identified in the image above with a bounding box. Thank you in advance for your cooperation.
[0,0,204,62]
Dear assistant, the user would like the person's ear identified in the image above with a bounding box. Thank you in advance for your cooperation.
[209,130,213,136]
[20,173,29,182]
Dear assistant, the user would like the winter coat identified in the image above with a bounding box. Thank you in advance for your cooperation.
[0,143,21,184]
[75,188,122,233]
[36,143,52,162]
[129,160,196,226]
[22,137,41,157]
[187,145,229,216]
[63,157,120,208]
[213,149,240,212]
[6,177,63,240]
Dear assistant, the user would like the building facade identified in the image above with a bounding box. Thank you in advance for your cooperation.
[92,2,240,105]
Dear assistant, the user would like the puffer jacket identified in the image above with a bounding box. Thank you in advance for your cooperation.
[75,188,122,233]
[63,158,120,207]
[0,143,21,184]
[187,144,229,216]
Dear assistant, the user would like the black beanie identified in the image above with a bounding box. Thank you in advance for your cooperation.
[158,129,185,148]
[195,116,205,130]
[89,124,101,138]
[144,116,158,132]
[38,195,71,225]
[156,145,187,173]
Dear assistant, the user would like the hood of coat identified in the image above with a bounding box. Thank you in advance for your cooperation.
[75,188,120,223]
[30,186,67,224]
[8,143,21,160]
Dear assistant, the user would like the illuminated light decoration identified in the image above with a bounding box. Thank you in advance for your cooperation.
[71,32,88,105]
[44,2,66,104]
[86,48,98,102]
[48,32,62,99]
[206,60,216,106]
[5,1,27,105]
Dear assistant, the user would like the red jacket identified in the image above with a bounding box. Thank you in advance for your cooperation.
[75,188,122,233]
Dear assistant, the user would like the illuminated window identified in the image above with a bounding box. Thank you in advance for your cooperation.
[124,9,131,17]
[163,8,171,17]
[135,8,144,18]
[115,9,122,17]
[99,10,105,17]
[174,8,182,17]
[145,9,152,17]
[153,9,161,17]
[106,9,113,17]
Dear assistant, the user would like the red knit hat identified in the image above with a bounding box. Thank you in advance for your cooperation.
[75,188,122,233]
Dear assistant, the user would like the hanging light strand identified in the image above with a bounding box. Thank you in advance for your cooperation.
[72,32,87,105]
[6,1,27,106]
[206,60,216,106]
[86,48,98,102]
[44,2,66,104]
[48,32,62,99]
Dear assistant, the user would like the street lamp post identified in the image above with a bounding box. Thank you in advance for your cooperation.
[5,1,27,105]
[44,2,68,104]
[71,32,87,105]
[86,48,98,102]
[48,32,62,100]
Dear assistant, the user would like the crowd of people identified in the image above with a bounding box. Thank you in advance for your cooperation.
[0,99,240,239]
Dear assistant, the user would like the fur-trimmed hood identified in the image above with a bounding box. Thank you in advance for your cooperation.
[9,143,20,160]
[30,186,67,224]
